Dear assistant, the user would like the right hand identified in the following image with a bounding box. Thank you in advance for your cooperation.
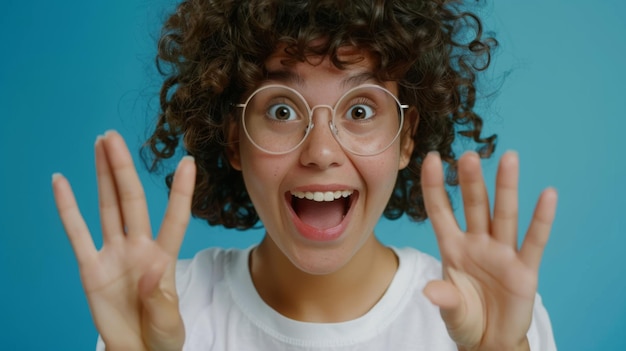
[52,130,196,351]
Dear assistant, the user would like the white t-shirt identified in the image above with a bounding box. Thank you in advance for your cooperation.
[97,246,557,350]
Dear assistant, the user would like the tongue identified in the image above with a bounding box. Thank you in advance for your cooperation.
[295,198,345,229]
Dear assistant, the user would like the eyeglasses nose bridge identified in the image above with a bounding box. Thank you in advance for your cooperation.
[307,104,337,135]
[308,104,334,120]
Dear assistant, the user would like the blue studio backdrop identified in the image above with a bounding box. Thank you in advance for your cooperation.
[1,1,624,350]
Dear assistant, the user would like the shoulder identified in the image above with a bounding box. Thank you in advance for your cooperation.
[385,247,447,323]
[175,246,251,291]
[174,246,254,348]
[392,246,443,282]
[176,247,240,279]
[174,246,253,310]
[528,294,558,350]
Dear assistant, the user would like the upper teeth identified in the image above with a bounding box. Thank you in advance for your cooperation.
[291,190,353,202]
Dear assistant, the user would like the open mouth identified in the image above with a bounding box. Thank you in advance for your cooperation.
[289,190,355,230]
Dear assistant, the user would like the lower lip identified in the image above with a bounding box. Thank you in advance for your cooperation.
[285,194,356,242]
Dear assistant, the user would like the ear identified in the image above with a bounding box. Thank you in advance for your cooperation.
[398,106,419,170]
[225,119,242,171]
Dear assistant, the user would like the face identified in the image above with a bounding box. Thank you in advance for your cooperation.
[228,48,416,275]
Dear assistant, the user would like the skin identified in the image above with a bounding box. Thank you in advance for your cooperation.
[422,151,557,351]
[226,49,415,322]
[52,132,191,351]
[52,50,557,351]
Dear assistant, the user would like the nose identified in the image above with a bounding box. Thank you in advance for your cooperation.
[299,105,346,170]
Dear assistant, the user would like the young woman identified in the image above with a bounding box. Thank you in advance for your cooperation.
[52,1,558,350]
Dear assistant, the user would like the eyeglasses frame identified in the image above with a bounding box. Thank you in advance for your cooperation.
[234,83,409,156]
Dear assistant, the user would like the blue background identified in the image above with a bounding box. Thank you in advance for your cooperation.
[1,1,624,350]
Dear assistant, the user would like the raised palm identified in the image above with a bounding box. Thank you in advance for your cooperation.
[52,131,196,351]
[421,151,557,351]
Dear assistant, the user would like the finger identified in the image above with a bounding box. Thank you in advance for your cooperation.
[157,156,196,258]
[423,280,462,311]
[421,152,460,245]
[423,279,469,346]
[491,151,519,248]
[52,173,97,265]
[458,151,491,234]
[102,130,152,238]
[520,188,558,271]
[423,266,476,331]
[424,268,485,347]
[95,135,124,245]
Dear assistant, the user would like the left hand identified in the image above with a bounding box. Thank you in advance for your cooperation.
[421,151,558,351]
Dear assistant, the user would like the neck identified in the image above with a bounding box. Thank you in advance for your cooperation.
[250,234,398,323]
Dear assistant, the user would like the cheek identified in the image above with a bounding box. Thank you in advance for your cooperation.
[358,153,401,194]
[380,148,403,178]
[240,147,291,199]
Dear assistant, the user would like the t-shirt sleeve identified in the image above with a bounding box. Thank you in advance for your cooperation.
[527,293,558,351]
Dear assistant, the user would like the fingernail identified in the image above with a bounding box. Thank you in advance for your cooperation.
[502,150,519,166]
[52,173,62,182]
[182,155,195,162]
[428,150,440,157]
[95,135,104,145]
[104,129,116,137]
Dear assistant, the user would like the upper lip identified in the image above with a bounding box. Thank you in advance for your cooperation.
[289,184,355,193]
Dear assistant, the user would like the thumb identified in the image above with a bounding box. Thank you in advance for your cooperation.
[139,260,185,351]
[423,277,468,333]
[423,279,462,311]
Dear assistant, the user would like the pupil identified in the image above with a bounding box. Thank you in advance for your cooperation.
[277,107,290,120]
[352,107,365,119]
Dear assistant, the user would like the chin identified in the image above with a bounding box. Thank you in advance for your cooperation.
[282,240,360,276]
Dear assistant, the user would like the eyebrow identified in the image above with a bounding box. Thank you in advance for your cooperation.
[264,70,382,89]
[265,70,306,86]
[340,72,382,88]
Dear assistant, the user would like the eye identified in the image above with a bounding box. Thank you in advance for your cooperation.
[346,104,375,120]
[267,103,297,121]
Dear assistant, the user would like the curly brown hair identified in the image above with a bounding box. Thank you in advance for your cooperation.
[142,0,497,230]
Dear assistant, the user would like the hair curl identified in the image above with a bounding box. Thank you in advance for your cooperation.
[142,0,498,229]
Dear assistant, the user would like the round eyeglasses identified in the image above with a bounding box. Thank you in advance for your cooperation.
[235,84,408,156]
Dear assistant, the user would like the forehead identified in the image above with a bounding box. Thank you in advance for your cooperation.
[265,44,376,68]
[262,45,395,93]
